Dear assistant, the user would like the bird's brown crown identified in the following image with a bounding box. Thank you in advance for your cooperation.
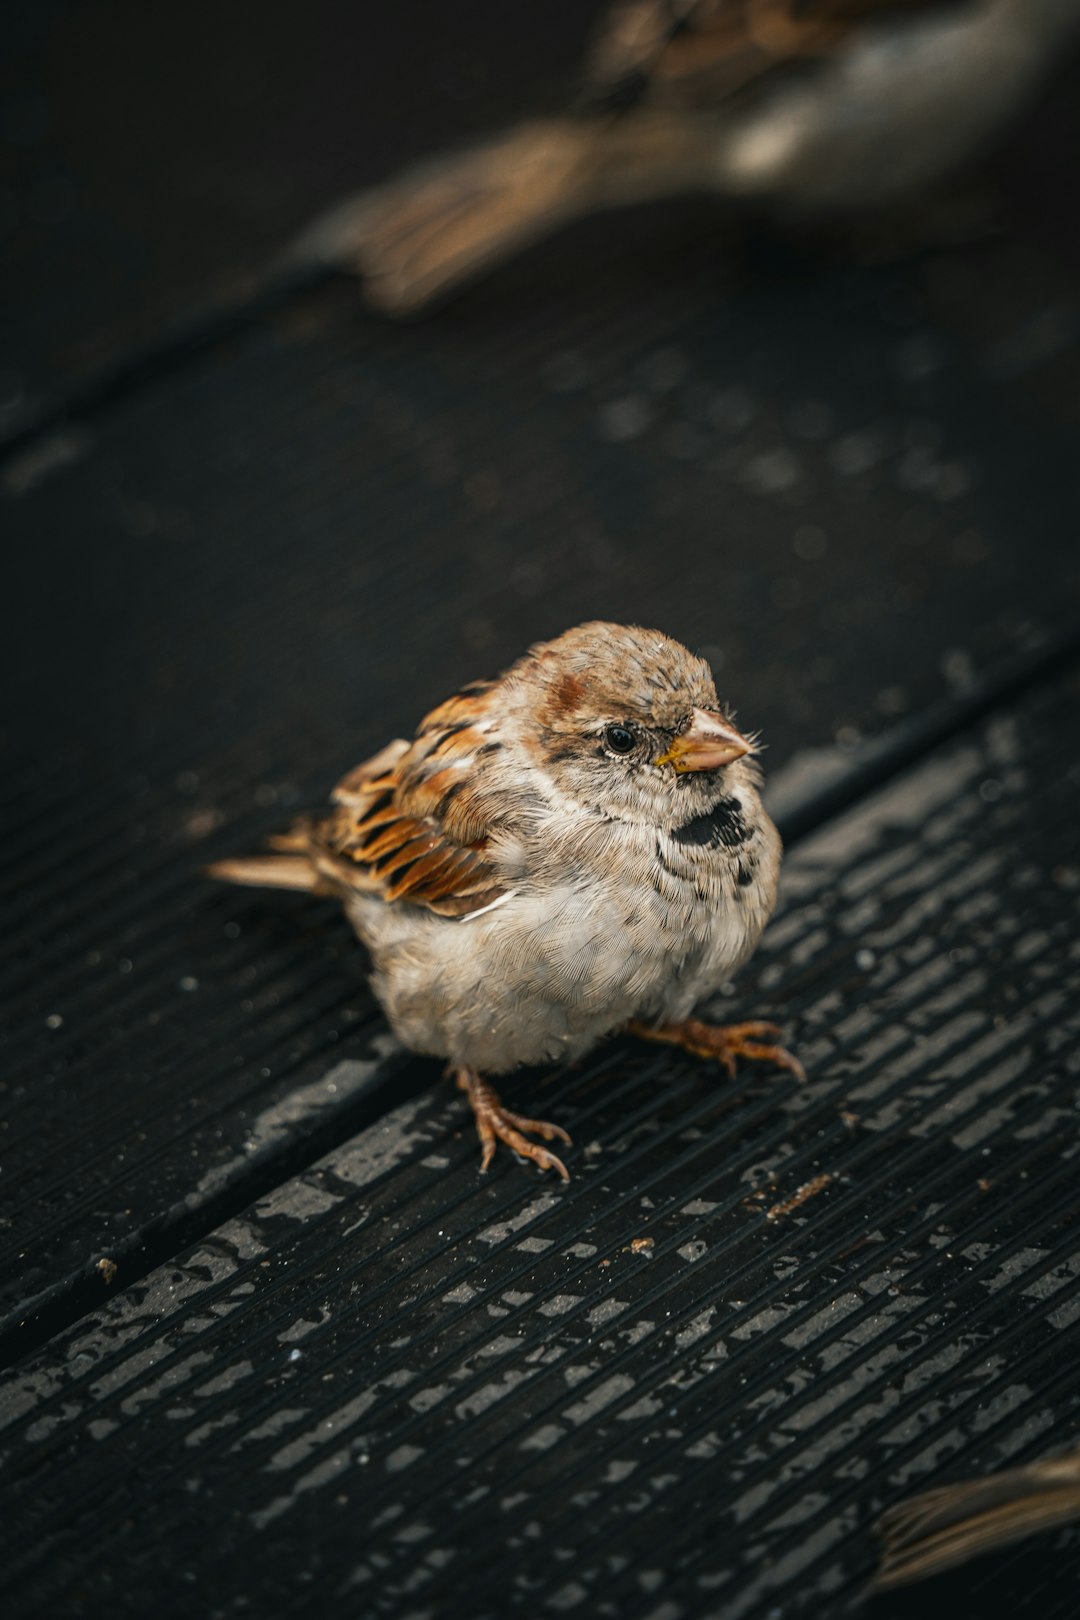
[523,621,719,734]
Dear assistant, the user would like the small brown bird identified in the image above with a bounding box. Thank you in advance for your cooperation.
[872,1446,1080,1589]
[207,623,802,1179]
[291,0,1080,313]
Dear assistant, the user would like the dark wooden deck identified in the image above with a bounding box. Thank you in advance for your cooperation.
[2,6,1079,1617]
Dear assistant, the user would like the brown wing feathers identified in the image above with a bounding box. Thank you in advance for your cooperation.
[208,685,508,919]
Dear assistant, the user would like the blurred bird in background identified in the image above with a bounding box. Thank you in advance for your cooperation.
[872,1445,1080,1590]
[290,0,1080,313]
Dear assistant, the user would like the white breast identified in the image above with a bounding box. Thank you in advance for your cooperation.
[347,785,781,1074]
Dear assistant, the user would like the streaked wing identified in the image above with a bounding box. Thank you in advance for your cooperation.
[578,0,953,113]
[301,681,510,919]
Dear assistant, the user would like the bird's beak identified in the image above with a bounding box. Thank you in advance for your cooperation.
[657,708,756,773]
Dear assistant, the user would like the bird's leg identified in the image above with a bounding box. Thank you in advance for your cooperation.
[452,1066,572,1181]
[627,1017,805,1082]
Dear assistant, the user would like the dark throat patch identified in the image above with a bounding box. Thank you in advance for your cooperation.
[671,797,748,851]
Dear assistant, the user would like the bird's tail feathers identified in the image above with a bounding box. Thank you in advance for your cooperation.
[203,854,323,893]
[873,1455,1080,1589]
[286,118,600,314]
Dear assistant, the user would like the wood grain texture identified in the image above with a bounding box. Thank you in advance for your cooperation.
[2,672,1078,1616]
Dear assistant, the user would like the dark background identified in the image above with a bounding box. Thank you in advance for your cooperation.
[5,0,1080,765]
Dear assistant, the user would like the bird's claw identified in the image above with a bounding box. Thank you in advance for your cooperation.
[628,1017,805,1083]
[453,1067,572,1181]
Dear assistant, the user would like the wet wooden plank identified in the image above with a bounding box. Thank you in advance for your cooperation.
[2,669,1078,1617]
[5,209,1080,1349]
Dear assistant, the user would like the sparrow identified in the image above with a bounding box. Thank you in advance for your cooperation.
[289,0,1080,313]
[207,622,802,1179]
[872,1445,1080,1589]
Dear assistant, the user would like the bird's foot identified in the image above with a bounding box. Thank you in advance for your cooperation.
[627,1017,805,1083]
[452,1066,572,1181]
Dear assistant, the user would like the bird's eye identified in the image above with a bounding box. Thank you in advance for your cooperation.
[603,724,637,756]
